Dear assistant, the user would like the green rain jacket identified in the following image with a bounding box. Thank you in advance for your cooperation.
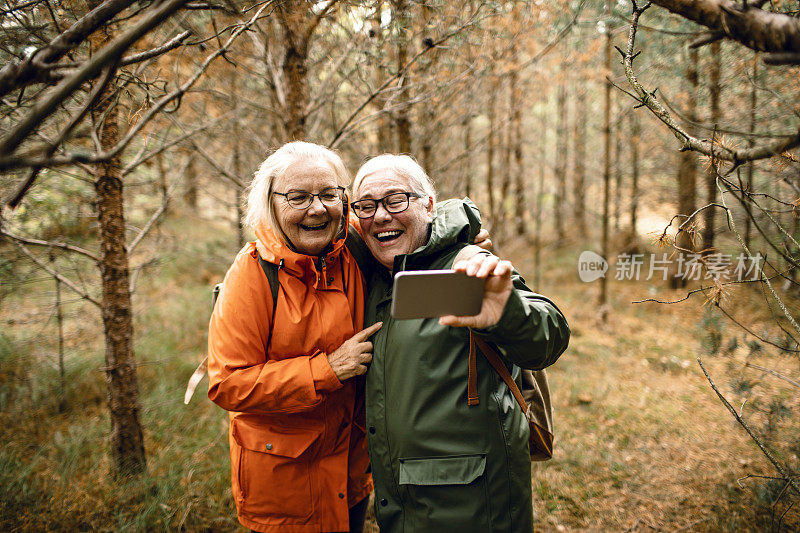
[364,199,570,533]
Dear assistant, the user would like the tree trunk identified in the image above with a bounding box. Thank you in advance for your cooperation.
[418,4,439,175]
[612,94,622,233]
[393,0,412,153]
[369,10,393,152]
[599,28,612,318]
[183,152,197,208]
[498,77,513,233]
[533,92,548,292]
[277,0,313,141]
[88,0,145,476]
[573,85,587,236]
[629,111,640,238]
[673,46,699,288]
[464,112,472,198]
[485,71,499,225]
[554,79,567,241]
[701,40,721,252]
[744,53,757,249]
[511,68,525,236]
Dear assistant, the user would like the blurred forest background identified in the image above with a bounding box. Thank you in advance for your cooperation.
[1,0,800,530]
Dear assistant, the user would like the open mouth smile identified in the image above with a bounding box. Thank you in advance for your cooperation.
[300,221,330,231]
[374,230,403,244]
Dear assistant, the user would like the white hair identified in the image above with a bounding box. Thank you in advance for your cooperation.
[353,154,437,203]
[244,141,351,231]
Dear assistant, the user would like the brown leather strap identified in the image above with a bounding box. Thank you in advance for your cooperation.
[470,332,529,414]
[467,332,479,405]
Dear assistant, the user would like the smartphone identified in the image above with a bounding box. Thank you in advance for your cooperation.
[391,270,486,320]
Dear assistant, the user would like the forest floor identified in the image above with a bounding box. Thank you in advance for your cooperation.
[0,211,798,531]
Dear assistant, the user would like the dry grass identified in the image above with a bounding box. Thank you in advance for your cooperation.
[503,239,800,532]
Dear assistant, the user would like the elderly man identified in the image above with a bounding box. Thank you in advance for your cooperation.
[350,154,570,532]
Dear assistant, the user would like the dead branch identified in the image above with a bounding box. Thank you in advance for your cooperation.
[697,359,800,496]
[0,228,100,262]
[0,1,274,173]
[0,0,135,98]
[127,178,179,255]
[6,64,117,208]
[650,0,800,57]
[0,0,189,159]
[328,13,481,149]
[716,172,800,340]
[118,30,192,67]
[620,3,800,164]
[745,362,800,389]
[7,238,100,306]
[715,303,800,354]
[120,116,220,177]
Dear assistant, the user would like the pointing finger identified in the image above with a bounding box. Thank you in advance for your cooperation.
[356,321,382,340]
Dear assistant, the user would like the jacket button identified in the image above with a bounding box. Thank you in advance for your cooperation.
[380,498,388,507]
[265,443,273,451]
[369,426,376,434]
[338,492,345,499]
[327,277,334,285]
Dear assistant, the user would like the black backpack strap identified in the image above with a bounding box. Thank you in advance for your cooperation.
[256,251,281,304]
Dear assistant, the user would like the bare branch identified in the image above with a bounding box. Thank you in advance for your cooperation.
[0,0,135,98]
[127,170,182,254]
[0,1,274,172]
[0,228,100,262]
[118,30,192,66]
[7,238,101,307]
[6,64,117,208]
[620,3,800,164]
[328,14,480,149]
[0,0,189,158]
[745,362,800,389]
[697,359,800,496]
[650,0,800,57]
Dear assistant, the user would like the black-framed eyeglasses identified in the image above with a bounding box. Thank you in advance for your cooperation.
[350,192,422,219]
[273,186,345,209]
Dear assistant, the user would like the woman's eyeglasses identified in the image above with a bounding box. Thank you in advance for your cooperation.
[350,192,422,219]
[273,186,345,209]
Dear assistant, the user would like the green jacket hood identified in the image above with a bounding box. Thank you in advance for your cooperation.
[406,197,481,265]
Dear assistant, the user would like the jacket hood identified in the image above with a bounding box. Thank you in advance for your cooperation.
[407,198,482,263]
[253,214,352,280]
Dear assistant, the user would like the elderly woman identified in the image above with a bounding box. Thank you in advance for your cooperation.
[351,155,570,532]
[207,142,380,533]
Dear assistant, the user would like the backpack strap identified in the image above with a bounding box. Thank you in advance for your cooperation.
[256,251,281,305]
[467,331,528,414]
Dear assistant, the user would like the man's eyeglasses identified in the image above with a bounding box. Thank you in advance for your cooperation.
[273,186,345,210]
[350,192,422,219]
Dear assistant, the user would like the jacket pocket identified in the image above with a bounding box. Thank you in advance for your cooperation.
[232,417,322,521]
[397,454,491,531]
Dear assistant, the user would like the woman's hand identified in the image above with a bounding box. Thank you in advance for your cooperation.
[473,228,492,251]
[439,254,512,329]
[327,322,383,382]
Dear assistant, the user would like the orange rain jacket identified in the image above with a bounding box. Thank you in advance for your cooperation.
[207,219,371,533]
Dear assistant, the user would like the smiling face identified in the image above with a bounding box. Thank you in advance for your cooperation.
[272,158,343,256]
[355,169,434,269]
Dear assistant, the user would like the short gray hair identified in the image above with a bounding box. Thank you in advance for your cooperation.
[244,141,351,231]
[353,154,437,203]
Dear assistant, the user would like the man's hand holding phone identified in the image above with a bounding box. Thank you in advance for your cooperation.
[439,253,513,329]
